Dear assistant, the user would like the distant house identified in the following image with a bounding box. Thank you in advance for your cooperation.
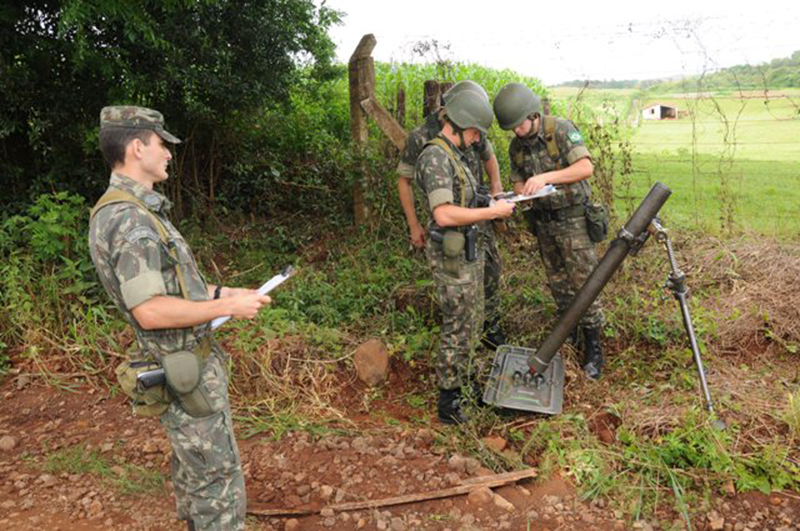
[642,104,678,120]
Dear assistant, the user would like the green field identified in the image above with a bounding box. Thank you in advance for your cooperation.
[552,88,800,236]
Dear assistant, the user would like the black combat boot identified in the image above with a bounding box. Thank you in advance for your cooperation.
[481,317,507,350]
[581,326,604,380]
[438,388,469,425]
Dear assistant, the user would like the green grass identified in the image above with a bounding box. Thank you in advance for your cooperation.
[620,153,800,236]
[546,87,800,236]
[42,444,166,496]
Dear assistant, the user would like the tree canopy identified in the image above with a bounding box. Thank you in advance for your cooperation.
[0,0,340,213]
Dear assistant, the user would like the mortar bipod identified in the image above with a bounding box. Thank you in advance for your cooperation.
[649,218,726,430]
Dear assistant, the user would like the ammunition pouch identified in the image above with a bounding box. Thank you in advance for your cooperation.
[162,350,216,418]
[116,357,170,417]
[584,202,609,243]
[442,230,465,276]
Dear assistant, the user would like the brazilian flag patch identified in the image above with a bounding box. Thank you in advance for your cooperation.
[568,132,582,142]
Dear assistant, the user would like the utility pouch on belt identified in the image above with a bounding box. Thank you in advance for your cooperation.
[442,230,465,276]
[162,339,219,418]
[161,351,214,418]
[115,358,170,417]
[584,202,609,242]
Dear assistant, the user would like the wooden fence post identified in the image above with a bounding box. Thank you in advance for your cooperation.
[348,34,377,226]
[396,85,406,128]
[423,80,441,118]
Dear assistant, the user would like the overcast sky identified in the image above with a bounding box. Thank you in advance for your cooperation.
[325,0,800,85]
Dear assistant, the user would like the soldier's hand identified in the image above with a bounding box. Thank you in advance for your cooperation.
[410,223,427,248]
[523,175,548,196]
[491,199,515,219]
[228,292,272,320]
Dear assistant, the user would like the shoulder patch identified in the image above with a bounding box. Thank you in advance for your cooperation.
[124,226,161,245]
[568,131,582,143]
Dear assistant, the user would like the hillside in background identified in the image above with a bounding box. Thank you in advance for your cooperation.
[554,50,800,91]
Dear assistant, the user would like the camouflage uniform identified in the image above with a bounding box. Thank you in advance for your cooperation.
[414,135,485,390]
[398,111,502,333]
[508,117,604,329]
[89,166,245,526]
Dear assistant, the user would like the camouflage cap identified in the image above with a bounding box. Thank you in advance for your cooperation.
[100,106,182,144]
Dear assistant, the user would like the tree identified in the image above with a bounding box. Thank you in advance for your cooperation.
[0,0,340,213]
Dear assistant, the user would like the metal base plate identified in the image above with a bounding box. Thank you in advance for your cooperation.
[483,345,565,415]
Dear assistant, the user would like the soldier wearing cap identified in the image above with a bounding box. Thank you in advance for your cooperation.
[89,106,271,530]
[397,80,508,350]
[413,89,515,424]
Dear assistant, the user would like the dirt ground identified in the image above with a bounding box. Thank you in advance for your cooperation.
[1,369,799,531]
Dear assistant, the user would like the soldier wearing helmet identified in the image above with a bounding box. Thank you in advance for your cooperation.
[493,82,607,380]
[397,80,508,351]
[413,88,515,424]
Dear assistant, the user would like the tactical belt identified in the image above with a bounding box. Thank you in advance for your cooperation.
[529,205,585,223]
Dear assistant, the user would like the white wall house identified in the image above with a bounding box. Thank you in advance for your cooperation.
[642,104,678,120]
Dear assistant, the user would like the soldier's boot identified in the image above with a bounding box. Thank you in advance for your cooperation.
[438,388,469,425]
[581,326,604,380]
[481,317,507,350]
[186,520,196,531]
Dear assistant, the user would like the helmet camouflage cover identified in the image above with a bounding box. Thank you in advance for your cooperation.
[442,80,489,105]
[493,83,542,130]
[443,90,494,134]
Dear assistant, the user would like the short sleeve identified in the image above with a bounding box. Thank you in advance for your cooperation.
[415,147,455,211]
[109,209,168,310]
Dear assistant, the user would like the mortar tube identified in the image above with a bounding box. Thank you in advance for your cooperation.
[528,182,673,375]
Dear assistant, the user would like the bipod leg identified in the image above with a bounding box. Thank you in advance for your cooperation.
[651,219,725,430]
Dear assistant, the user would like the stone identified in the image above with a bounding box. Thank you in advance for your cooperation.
[709,516,725,531]
[467,487,494,506]
[320,508,334,518]
[0,436,17,452]
[285,519,300,531]
[320,485,335,501]
[481,436,507,453]
[353,339,390,386]
[493,494,515,512]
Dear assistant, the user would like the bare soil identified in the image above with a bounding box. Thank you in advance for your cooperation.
[1,370,798,531]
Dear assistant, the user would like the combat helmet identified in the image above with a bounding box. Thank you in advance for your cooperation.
[443,90,494,134]
[493,83,542,130]
[442,80,489,105]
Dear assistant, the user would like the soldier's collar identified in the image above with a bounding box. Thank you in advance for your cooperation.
[437,133,467,156]
[109,172,171,213]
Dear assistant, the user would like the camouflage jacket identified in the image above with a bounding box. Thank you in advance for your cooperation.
[509,116,593,210]
[89,173,212,357]
[414,135,480,227]
[397,110,494,184]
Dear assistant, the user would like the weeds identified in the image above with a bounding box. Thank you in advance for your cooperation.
[42,444,166,496]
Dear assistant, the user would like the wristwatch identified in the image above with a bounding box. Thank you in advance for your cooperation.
[214,285,223,300]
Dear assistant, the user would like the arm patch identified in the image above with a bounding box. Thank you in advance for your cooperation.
[124,226,161,245]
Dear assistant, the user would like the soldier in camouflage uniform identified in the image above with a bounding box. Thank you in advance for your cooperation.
[397,80,508,350]
[413,90,515,424]
[88,106,271,530]
[493,83,607,379]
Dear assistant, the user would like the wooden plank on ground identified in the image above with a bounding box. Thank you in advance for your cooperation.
[247,468,538,517]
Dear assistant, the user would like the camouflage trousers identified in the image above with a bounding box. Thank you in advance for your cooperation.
[426,233,485,390]
[160,353,246,531]
[534,213,604,329]
[482,223,502,327]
